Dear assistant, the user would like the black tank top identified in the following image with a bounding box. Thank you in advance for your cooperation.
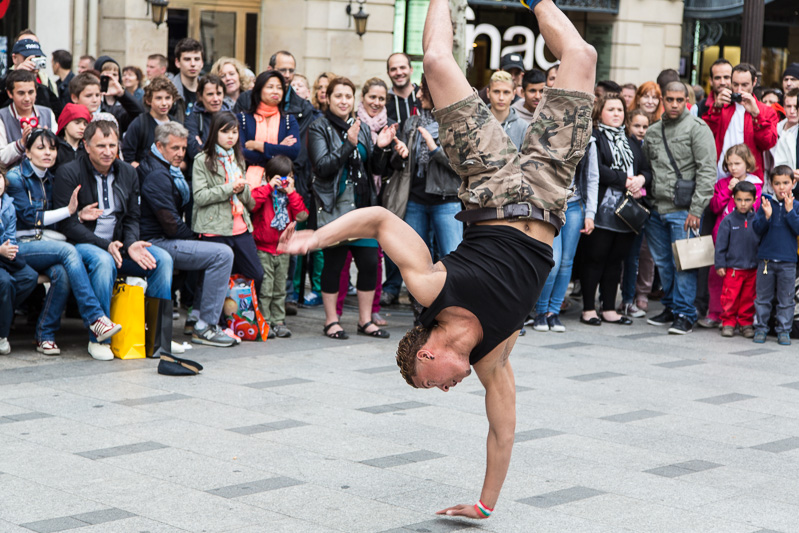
[419,225,554,365]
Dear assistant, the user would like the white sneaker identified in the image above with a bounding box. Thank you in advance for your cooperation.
[88,342,114,361]
[0,337,10,355]
[90,316,122,342]
[171,341,185,354]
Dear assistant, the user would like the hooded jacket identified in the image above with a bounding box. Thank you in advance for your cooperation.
[95,56,145,134]
[643,107,717,217]
[499,107,528,150]
[250,183,308,255]
[714,209,759,270]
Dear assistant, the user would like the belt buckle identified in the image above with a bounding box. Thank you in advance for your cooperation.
[517,202,534,220]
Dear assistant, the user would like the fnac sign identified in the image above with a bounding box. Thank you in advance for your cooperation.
[466,6,556,71]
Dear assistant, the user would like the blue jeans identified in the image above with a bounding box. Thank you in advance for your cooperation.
[18,240,107,341]
[404,200,463,258]
[0,263,38,338]
[621,230,645,304]
[645,210,697,321]
[536,201,584,315]
[76,243,173,343]
[754,260,796,334]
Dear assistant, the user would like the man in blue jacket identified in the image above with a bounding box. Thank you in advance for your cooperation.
[139,122,236,348]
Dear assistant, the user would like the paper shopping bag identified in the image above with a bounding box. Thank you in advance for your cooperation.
[110,283,146,359]
[672,234,715,271]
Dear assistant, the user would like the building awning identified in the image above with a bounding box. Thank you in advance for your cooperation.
[467,0,619,14]
[684,0,777,20]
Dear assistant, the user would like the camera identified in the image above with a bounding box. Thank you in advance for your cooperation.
[19,116,39,128]
[730,92,743,103]
[280,177,290,189]
[31,56,47,71]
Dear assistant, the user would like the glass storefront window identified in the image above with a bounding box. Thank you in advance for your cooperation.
[200,11,236,68]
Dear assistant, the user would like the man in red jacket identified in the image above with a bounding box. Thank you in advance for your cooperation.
[702,62,778,180]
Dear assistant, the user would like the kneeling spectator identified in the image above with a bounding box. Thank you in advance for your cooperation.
[251,155,308,338]
[52,120,174,361]
[0,172,39,355]
[138,122,236,347]
[714,181,759,338]
[752,165,799,345]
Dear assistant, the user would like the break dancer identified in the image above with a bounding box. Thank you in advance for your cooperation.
[279,0,596,519]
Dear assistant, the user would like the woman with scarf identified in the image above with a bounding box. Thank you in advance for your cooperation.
[308,76,397,340]
[238,71,301,192]
[579,93,652,326]
[193,111,263,294]
[380,75,463,315]
[334,78,396,326]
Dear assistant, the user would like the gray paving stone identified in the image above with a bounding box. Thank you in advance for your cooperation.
[568,371,625,382]
[644,460,723,478]
[779,381,799,391]
[69,508,135,525]
[470,385,533,397]
[517,486,605,508]
[358,401,429,414]
[360,450,445,468]
[18,516,86,533]
[600,409,665,423]
[75,441,168,460]
[695,393,756,404]
[227,419,309,435]
[378,519,475,532]
[114,394,190,406]
[730,348,776,357]
[515,428,564,442]
[0,412,55,423]
[206,476,304,498]
[357,366,399,374]
[243,377,313,389]
[542,341,590,350]
[621,332,663,339]
[749,530,784,533]
[750,437,799,453]
[654,359,705,368]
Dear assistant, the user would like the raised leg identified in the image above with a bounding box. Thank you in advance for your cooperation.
[422,0,473,109]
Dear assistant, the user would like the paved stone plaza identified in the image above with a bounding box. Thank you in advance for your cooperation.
[1,302,799,533]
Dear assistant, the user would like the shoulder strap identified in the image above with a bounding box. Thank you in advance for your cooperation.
[660,121,683,181]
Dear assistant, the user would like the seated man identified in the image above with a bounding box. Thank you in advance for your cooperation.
[280,0,595,519]
[53,120,174,361]
[138,122,236,347]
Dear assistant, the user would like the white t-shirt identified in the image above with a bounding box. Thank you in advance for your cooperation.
[717,103,746,178]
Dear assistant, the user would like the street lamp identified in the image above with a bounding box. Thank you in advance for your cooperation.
[346,0,369,39]
[146,0,169,28]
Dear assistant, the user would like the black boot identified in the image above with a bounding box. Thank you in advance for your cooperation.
[145,297,174,359]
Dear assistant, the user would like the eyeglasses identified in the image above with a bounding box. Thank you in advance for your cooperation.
[277,68,295,75]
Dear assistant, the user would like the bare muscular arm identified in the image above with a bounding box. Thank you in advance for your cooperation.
[437,336,518,519]
[278,206,445,306]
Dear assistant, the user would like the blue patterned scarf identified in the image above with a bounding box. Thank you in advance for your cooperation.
[150,143,190,206]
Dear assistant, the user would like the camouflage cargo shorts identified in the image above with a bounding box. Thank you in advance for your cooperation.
[434,87,594,229]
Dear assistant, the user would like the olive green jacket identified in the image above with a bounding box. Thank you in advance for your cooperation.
[191,152,255,235]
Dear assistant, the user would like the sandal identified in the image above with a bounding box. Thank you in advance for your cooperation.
[323,321,349,340]
[371,312,387,326]
[357,321,390,339]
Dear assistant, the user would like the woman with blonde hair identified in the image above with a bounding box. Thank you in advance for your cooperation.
[632,81,663,122]
[210,57,255,109]
[312,72,336,111]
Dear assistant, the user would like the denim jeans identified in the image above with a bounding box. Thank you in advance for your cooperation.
[18,240,107,341]
[0,263,38,338]
[404,200,464,259]
[644,210,697,321]
[149,238,233,326]
[76,243,173,343]
[621,230,645,304]
[536,201,584,315]
[754,260,796,334]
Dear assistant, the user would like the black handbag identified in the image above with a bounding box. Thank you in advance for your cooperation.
[661,121,695,209]
[614,191,650,234]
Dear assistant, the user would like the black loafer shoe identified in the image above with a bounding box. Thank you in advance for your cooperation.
[580,316,602,326]
[602,315,633,325]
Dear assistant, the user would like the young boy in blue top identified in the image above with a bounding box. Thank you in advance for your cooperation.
[714,181,759,338]
[752,165,799,345]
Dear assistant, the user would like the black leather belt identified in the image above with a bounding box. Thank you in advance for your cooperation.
[455,202,563,233]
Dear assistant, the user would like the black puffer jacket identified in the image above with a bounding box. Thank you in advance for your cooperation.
[308,115,390,214]
[137,153,194,241]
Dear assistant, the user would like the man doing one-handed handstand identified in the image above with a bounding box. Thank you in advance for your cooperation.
[280,0,596,520]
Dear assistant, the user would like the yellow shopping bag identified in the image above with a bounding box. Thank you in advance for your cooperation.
[110,283,146,360]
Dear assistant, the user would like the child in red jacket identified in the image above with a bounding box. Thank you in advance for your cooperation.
[251,155,308,338]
